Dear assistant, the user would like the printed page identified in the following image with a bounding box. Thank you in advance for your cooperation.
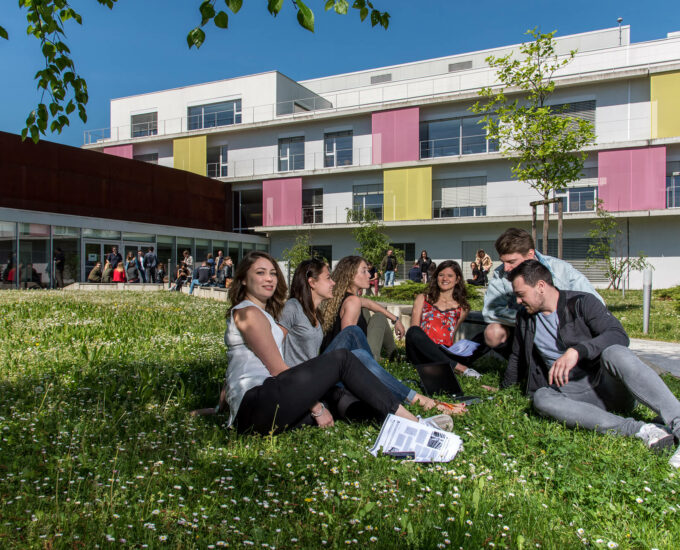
[369,414,462,463]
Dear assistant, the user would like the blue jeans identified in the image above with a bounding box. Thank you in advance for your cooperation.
[384,270,395,287]
[189,278,204,295]
[323,326,415,404]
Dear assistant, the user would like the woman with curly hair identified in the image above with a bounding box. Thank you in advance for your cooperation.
[405,260,482,378]
[195,251,433,434]
[320,256,406,361]
[281,259,465,416]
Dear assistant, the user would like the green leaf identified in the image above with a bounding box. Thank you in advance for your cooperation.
[268,0,284,15]
[359,7,368,21]
[186,27,206,49]
[325,0,334,10]
[199,0,216,25]
[0,26,8,40]
[65,100,75,115]
[296,0,314,32]
[214,11,229,28]
[30,125,39,144]
[225,0,242,14]
[334,0,349,14]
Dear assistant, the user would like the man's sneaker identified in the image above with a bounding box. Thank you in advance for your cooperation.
[461,368,482,379]
[635,423,674,453]
[669,445,680,469]
[419,414,454,432]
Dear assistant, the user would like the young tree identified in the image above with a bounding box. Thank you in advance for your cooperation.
[472,28,596,255]
[587,200,650,290]
[349,209,403,276]
[281,232,313,283]
[3,0,389,142]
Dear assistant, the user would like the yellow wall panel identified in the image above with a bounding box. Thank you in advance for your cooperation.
[173,136,207,176]
[651,72,680,139]
[383,167,432,221]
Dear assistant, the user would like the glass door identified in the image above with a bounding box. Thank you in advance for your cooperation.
[83,241,120,281]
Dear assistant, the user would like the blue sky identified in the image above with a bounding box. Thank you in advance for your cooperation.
[1,0,679,147]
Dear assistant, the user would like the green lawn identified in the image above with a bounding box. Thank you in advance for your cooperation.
[1,291,679,549]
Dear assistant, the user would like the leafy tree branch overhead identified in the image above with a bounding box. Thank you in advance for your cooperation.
[1,0,390,143]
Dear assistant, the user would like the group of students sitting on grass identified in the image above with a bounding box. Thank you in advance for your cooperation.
[195,227,680,469]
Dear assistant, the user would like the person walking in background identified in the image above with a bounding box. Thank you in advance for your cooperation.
[408,261,422,282]
[417,250,432,283]
[474,249,493,285]
[367,261,380,296]
[380,249,398,287]
[53,247,65,289]
[106,246,122,270]
[144,246,158,284]
[136,250,146,283]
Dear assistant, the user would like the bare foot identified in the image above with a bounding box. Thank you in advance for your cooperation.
[411,394,467,415]
[454,363,469,374]
[481,385,499,392]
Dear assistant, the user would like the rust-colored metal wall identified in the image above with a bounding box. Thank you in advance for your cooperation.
[0,132,232,232]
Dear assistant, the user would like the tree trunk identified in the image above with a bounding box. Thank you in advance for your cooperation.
[557,199,563,259]
[542,201,549,255]
[531,206,537,248]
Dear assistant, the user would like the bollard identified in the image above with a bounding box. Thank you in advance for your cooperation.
[642,269,652,335]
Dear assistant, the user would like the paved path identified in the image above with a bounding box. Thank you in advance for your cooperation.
[629,339,680,378]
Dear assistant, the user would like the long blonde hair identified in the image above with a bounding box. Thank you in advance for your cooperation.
[321,255,365,332]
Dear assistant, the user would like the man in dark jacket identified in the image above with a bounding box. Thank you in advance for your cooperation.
[505,260,680,468]
[144,247,158,284]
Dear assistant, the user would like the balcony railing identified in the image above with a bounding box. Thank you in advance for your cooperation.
[84,36,680,145]
[432,201,487,218]
[668,177,680,208]
[420,136,498,159]
[206,162,228,178]
[228,147,373,179]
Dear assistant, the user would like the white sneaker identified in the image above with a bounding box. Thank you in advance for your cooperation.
[635,423,674,452]
[419,414,453,432]
[461,368,482,379]
[669,446,680,469]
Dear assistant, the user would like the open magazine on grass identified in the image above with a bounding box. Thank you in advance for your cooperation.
[369,414,463,463]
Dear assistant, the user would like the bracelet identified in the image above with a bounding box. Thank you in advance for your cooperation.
[311,403,325,418]
[390,317,399,325]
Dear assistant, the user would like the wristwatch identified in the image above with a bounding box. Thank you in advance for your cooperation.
[390,316,399,325]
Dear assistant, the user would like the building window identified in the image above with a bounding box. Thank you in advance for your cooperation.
[232,188,262,233]
[188,100,242,130]
[278,137,305,172]
[667,161,680,208]
[324,131,353,167]
[549,100,596,124]
[131,112,158,138]
[133,153,158,164]
[553,186,598,213]
[302,189,323,224]
[207,145,228,178]
[352,184,383,220]
[420,115,497,159]
[433,176,487,218]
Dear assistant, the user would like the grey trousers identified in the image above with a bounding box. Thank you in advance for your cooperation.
[533,345,680,438]
[362,309,396,362]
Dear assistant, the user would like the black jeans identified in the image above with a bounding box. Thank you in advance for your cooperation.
[405,326,469,367]
[234,349,401,435]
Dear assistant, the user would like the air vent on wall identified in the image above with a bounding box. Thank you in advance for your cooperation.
[370,73,392,85]
[448,60,473,73]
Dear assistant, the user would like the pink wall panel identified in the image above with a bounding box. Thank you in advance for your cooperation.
[372,107,420,164]
[102,145,133,159]
[262,178,302,227]
[598,146,666,212]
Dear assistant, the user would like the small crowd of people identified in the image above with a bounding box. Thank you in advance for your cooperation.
[171,249,234,293]
[193,226,680,469]
[87,246,166,284]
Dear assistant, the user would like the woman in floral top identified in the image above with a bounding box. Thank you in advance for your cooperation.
[405,260,482,378]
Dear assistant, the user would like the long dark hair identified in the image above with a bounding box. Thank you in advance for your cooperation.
[227,251,287,320]
[426,260,469,312]
[289,258,327,326]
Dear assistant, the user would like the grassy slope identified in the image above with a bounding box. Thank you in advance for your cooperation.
[0,291,678,549]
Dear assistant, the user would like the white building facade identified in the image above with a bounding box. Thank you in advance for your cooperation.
[85,26,680,288]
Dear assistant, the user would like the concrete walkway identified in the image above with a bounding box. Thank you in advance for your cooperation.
[629,339,680,379]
